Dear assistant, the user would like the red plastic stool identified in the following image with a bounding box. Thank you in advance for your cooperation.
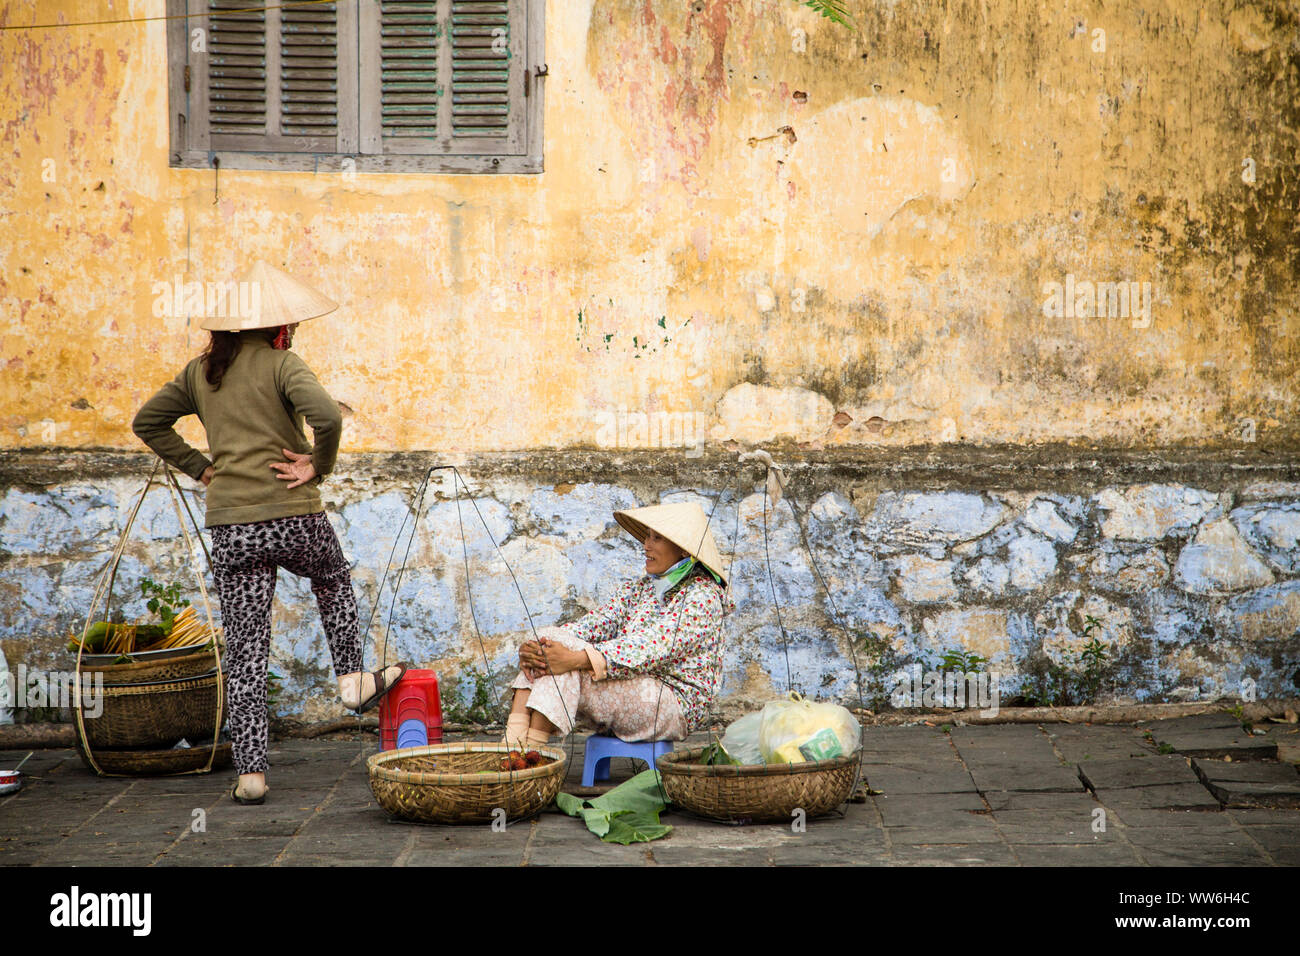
[379,669,443,750]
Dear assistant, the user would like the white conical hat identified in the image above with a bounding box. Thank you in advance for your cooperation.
[614,502,729,587]
[199,260,338,331]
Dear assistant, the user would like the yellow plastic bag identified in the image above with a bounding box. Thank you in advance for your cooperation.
[758,693,861,764]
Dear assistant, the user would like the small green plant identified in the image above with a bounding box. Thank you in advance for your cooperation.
[799,0,854,28]
[1226,702,1253,733]
[140,577,190,631]
[1157,742,1176,755]
[1018,614,1113,706]
[936,648,988,674]
[443,665,496,726]
[267,671,284,714]
[850,626,900,711]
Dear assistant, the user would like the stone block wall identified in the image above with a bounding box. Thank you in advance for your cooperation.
[2,450,1298,723]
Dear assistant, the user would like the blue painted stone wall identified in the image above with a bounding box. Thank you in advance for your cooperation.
[2,472,1298,721]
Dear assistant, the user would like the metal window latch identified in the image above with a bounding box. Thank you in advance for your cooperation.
[527,63,547,97]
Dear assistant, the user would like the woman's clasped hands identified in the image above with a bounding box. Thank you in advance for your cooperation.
[519,635,585,680]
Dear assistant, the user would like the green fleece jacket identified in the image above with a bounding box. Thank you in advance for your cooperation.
[132,332,343,527]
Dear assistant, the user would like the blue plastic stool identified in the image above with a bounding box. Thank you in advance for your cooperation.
[582,735,674,787]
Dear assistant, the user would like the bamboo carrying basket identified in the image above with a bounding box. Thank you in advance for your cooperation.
[368,743,567,824]
[80,672,225,750]
[74,738,233,776]
[656,746,861,823]
[73,461,225,775]
[82,646,221,686]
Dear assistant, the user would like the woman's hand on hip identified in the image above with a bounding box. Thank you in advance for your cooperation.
[270,448,317,489]
[200,466,214,487]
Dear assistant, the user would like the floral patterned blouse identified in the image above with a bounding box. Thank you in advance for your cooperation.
[558,569,731,730]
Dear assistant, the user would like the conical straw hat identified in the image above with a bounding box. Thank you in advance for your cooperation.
[614,502,729,587]
[199,260,338,331]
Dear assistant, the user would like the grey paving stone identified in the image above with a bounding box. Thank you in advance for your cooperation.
[994,825,1109,845]
[1131,842,1271,866]
[1192,758,1300,808]
[1077,754,1203,790]
[861,766,977,794]
[858,727,956,751]
[992,808,1106,834]
[882,822,1005,843]
[1226,807,1300,825]
[983,790,1101,812]
[770,843,892,865]
[1120,823,1249,848]
[949,725,1048,746]
[156,834,287,865]
[1093,783,1222,810]
[890,843,1018,866]
[1143,714,1241,732]
[858,752,966,771]
[1109,807,1230,828]
[1268,845,1300,865]
[641,845,771,866]
[967,762,1086,794]
[871,791,987,827]
[1148,717,1278,760]
[1009,842,1143,865]
[1233,825,1300,852]
[1045,726,1155,763]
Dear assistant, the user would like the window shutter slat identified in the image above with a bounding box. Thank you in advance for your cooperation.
[379,0,441,139]
[279,3,340,143]
[208,0,267,139]
[448,0,515,144]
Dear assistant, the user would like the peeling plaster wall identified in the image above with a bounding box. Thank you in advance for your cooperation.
[1,0,1297,452]
[3,450,1299,719]
[2,1,1299,716]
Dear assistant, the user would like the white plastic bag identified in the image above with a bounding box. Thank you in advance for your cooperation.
[719,711,764,764]
[758,694,860,764]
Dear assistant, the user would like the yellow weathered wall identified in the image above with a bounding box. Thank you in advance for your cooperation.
[2,0,1297,454]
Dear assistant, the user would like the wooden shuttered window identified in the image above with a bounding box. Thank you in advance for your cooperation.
[168,0,541,173]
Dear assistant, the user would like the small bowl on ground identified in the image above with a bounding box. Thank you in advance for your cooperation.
[0,770,21,795]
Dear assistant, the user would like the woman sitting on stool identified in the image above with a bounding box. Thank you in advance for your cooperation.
[504,502,731,751]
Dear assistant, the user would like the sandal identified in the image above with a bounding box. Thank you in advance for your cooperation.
[231,781,266,805]
[353,661,410,714]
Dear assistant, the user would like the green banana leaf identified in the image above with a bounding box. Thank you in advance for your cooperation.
[557,768,673,844]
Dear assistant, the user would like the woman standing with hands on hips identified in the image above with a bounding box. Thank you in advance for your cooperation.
[133,260,407,805]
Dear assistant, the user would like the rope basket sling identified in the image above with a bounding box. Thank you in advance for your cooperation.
[651,454,867,824]
[361,466,573,825]
[72,460,225,776]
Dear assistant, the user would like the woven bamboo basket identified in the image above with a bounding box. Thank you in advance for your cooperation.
[80,646,221,686]
[81,672,225,749]
[368,743,567,824]
[656,746,860,823]
[74,737,232,776]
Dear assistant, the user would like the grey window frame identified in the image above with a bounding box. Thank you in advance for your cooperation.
[166,0,544,174]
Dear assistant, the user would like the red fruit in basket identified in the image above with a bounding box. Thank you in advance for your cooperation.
[511,755,528,771]
[499,757,510,771]
[524,750,542,767]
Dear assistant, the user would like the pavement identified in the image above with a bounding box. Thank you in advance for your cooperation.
[2,714,1298,867]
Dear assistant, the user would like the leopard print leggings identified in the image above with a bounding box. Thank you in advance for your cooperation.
[211,511,362,774]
